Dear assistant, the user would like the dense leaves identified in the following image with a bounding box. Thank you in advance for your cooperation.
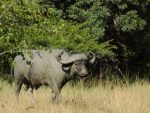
[0,0,150,77]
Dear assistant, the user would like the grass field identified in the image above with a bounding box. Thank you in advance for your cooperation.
[0,80,150,113]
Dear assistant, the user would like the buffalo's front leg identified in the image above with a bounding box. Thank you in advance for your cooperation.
[51,90,62,102]
[50,84,62,103]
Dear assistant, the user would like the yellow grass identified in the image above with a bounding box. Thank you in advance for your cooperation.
[0,80,150,113]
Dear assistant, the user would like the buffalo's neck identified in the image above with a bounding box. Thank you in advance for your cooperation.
[62,70,75,82]
[58,73,74,90]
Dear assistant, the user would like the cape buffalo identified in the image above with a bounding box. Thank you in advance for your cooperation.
[14,49,95,102]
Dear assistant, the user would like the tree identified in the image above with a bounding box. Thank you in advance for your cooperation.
[0,0,150,78]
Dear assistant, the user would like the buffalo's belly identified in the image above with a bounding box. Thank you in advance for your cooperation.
[27,71,50,85]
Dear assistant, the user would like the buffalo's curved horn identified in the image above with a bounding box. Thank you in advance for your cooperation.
[58,54,88,64]
[88,51,96,64]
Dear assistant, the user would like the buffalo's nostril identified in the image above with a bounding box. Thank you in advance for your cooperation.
[81,70,88,76]
[81,73,88,77]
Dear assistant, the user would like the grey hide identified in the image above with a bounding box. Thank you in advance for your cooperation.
[14,49,95,102]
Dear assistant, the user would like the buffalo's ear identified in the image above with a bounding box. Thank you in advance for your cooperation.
[62,63,72,71]
[87,51,96,65]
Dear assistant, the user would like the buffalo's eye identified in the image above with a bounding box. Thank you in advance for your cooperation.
[74,61,82,71]
[74,61,81,65]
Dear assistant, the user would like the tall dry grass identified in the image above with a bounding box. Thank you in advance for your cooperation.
[0,80,150,113]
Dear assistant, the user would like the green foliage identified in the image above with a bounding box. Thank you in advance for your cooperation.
[0,0,150,77]
[67,0,109,39]
[116,10,146,32]
[0,0,115,57]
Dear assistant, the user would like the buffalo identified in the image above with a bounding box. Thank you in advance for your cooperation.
[14,49,95,102]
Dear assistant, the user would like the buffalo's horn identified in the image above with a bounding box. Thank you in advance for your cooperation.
[88,51,96,64]
[59,54,88,64]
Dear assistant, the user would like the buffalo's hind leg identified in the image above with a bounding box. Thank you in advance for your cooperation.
[28,86,35,103]
[24,81,35,102]
[15,79,23,103]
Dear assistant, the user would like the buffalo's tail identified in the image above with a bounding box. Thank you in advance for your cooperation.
[9,62,15,83]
